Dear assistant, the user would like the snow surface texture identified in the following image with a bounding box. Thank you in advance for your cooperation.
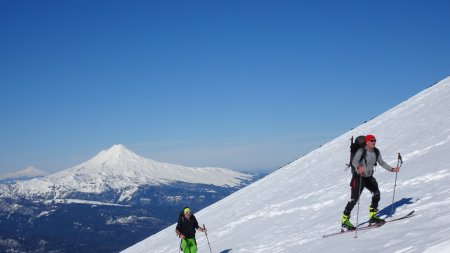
[4,145,252,202]
[123,76,450,253]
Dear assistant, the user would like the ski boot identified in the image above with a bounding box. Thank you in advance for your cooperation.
[341,213,356,231]
[369,207,386,226]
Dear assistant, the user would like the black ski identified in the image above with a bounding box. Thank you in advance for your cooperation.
[322,210,415,238]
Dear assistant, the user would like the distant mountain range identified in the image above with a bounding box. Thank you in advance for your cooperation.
[0,166,49,183]
[2,144,253,201]
[0,145,262,253]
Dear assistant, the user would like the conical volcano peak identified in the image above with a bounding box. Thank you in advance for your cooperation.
[105,144,135,156]
[88,144,143,167]
[0,166,49,181]
[21,166,49,177]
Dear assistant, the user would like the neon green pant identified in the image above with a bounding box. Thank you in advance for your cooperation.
[181,238,197,253]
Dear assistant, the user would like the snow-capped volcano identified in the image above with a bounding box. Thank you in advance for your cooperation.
[6,145,253,202]
[0,145,260,253]
[0,166,49,181]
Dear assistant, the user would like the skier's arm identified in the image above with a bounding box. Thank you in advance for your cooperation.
[377,153,400,172]
[352,148,364,171]
[192,216,206,232]
[176,222,185,239]
[352,149,365,175]
[176,229,185,239]
[351,149,364,168]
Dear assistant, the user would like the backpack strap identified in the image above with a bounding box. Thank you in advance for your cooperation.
[178,211,185,223]
[374,147,380,166]
[351,147,380,175]
[361,148,380,166]
[360,148,367,163]
[351,148,365,175]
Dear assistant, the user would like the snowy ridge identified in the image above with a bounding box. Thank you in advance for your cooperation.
[4,145,253,202]
[43,199,131,207]
[123,76,450,253]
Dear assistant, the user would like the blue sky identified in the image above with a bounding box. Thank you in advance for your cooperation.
[1,0,449,174]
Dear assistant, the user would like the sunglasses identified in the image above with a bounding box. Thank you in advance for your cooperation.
[369,140,377,143]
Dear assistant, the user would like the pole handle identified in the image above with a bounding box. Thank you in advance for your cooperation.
[397,153,403,168]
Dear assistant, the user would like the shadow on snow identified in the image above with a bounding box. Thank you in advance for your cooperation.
[378,197,415,218]
[356,197,415,227]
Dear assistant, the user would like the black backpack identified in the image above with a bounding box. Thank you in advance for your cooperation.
[347,136,379,175]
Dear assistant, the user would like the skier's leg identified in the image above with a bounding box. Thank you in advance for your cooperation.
[366,176,384,223]
[188,238,197,253]
[181,239,189,253]
[341,175,364,230]
[365,176,380,209]
[344,175,364,215]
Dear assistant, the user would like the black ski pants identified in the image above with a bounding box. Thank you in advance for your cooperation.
[344,174,381,216]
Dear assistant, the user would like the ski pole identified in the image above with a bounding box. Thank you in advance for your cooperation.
[178,236,182,253]
[391,153,403,216]
[203,224,213,253]
[354,173,363,239]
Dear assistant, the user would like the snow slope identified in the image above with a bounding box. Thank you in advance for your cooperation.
[123,76,450,253]
[4,145,253,202]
